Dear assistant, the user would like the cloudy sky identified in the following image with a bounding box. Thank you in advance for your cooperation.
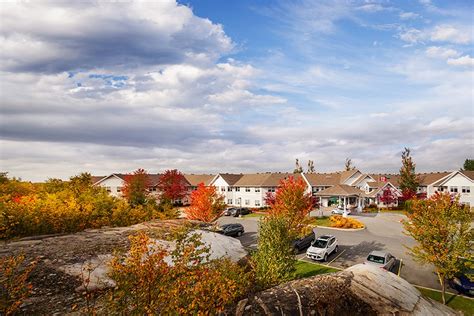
[0,0,473,181]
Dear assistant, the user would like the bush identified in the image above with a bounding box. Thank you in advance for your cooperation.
[251,217,296,289]
[329,215,364,229]
[0,254,35,315]
[107,231,250,314]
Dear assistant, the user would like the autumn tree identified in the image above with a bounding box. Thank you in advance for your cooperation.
[268,176,313,237]
[463,158,474,171]
[185,183,226,223]
[403,193,473,304]
[157,169,187,202]
[379,186,397,207]
[344,158,355,171]
[293,158,303,173]
[399,147,419,201]
[263,191,276,207]
[122,169,151,207]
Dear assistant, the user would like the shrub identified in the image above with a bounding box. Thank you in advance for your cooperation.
[329,215,364,229]
[251,217,296,289]
[0,254,36,315]
[107,231,250,314]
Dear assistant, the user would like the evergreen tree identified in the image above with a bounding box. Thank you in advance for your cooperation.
[463,159,474,171]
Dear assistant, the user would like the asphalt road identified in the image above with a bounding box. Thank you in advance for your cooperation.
[218,212,441,290]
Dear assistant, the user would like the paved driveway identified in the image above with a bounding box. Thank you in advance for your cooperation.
[218,212,441,290]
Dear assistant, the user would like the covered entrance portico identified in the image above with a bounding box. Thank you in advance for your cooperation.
[315,184,366,214]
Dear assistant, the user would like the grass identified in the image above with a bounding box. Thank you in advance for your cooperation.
[294,260,340,279]
[242,213,266,218]
[308,216,332,227]
[416,286,473,315]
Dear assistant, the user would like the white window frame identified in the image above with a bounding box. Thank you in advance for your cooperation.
[255,200,261,206]
[450,186,458,193]
[228,199,232,204]
[255,187,260,192]
[462,186,470,193]
[245,199,250,205]
[245,187,251,192]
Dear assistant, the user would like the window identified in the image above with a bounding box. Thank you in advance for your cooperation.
[221,187,225,192]
[245,187,251,192]
[245,199,250,205]
[268,187,275,193]
[450,187,458,193]
[117,187,121,192]
[438,186,444,192]
[255,200,261,206]
[106,186,111,193]
[228,199,232,204]
[149,187,156,192]
[255,188,260,192]
[227,187,232,191]
[235,187,240,192]
[462,186,470,193]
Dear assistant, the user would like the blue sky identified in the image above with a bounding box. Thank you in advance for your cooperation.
[0,0,472,181]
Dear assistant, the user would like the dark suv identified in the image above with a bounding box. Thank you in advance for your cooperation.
[230,207,251,217]
[292,232,315,253]
[219,223,244,237]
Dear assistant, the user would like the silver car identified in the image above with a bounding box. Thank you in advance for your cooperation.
[306,235,338,262]
[364,251,396,271]
[331,208,351,215]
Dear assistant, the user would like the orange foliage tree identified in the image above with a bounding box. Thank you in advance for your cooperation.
[185,183,225,223]
[122,168,151,206]
[268,176,313,237]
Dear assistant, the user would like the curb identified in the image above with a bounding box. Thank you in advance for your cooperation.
[315,225,366,232]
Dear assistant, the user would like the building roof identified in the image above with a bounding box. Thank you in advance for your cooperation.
[417,172,451,186]
[91,176,106,184]
[369,174,401,187]
[262,173,303,186]
[431,170,474,186]
[232,172,303,187]
[315,184,365,197]
[461,170,474,180]
[183,174,216,186]
[339,169,360,184]
[218,173,244,185]
[303,172,342,186]
[92,173,162,186]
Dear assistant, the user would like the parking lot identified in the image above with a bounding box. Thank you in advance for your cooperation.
[218,212,441,289]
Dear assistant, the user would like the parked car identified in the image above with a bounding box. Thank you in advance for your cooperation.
[231,207,251,217]
[223,207,237,216]
[218,223,244,237]
[331,208,351,215]
[449,270,474,296]
[293,232,315,253]
[364,251,396,271]
[306,235,338,262]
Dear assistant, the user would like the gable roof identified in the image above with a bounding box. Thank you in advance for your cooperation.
[91,176,106,184]
[365,182,402,198]
[217,173,244,186]
[352,174,375,186]
[417,172,451,186]
[303,172,343,186]
[339,169,361,184]
[183,174,216,186]
[315,184,365,197]
[369,174,401,188]
[431,170,474,187]
[461,170,474,180]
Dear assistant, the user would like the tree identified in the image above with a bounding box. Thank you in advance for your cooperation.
[185,183,226,223]
[293,158,303,173]
[122,169,151,207]
[344,158,355,171]
[157,169,187,202]
[268,176,313,237]
[403,193,473,304]
[379,186,397,207]
[463,159,474,171]
[399,148,419,201]
[307,160,315,173]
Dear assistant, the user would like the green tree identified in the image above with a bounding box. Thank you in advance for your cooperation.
[463,158,474,171]
[293,158,303,173]
[399,147,419,200]
[122,169,151,207]
[251,216,296,289]
[403,193,473,304]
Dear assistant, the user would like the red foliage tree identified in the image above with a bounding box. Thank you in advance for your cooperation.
[263,191,276,207]
[185,183,226,223]
[157,169,187,202]
[401,188,417,201]
[122,168,151,206]
[379,186,397,206]
[268,176,313,236]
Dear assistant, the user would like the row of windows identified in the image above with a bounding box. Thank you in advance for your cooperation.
[220,187,271,192]
[227,199,261,206]
[438,186,471,193]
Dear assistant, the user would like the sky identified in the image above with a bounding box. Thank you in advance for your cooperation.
[0,0,473,181]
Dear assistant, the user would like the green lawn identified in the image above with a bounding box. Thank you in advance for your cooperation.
[242,213,266,218]
[294,260,340,279]
[416,286,473,315]
[308,216,332,227]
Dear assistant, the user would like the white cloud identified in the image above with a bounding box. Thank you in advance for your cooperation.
[399,28,425,44]
[425,46,460,59]
[430,25,472,44]
[447,55,474,67]
[399,12,420,20]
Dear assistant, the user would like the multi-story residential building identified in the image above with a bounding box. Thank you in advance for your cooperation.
[92,173,162,198]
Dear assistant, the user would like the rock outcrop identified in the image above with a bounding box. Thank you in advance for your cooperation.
[234,264,457,316]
